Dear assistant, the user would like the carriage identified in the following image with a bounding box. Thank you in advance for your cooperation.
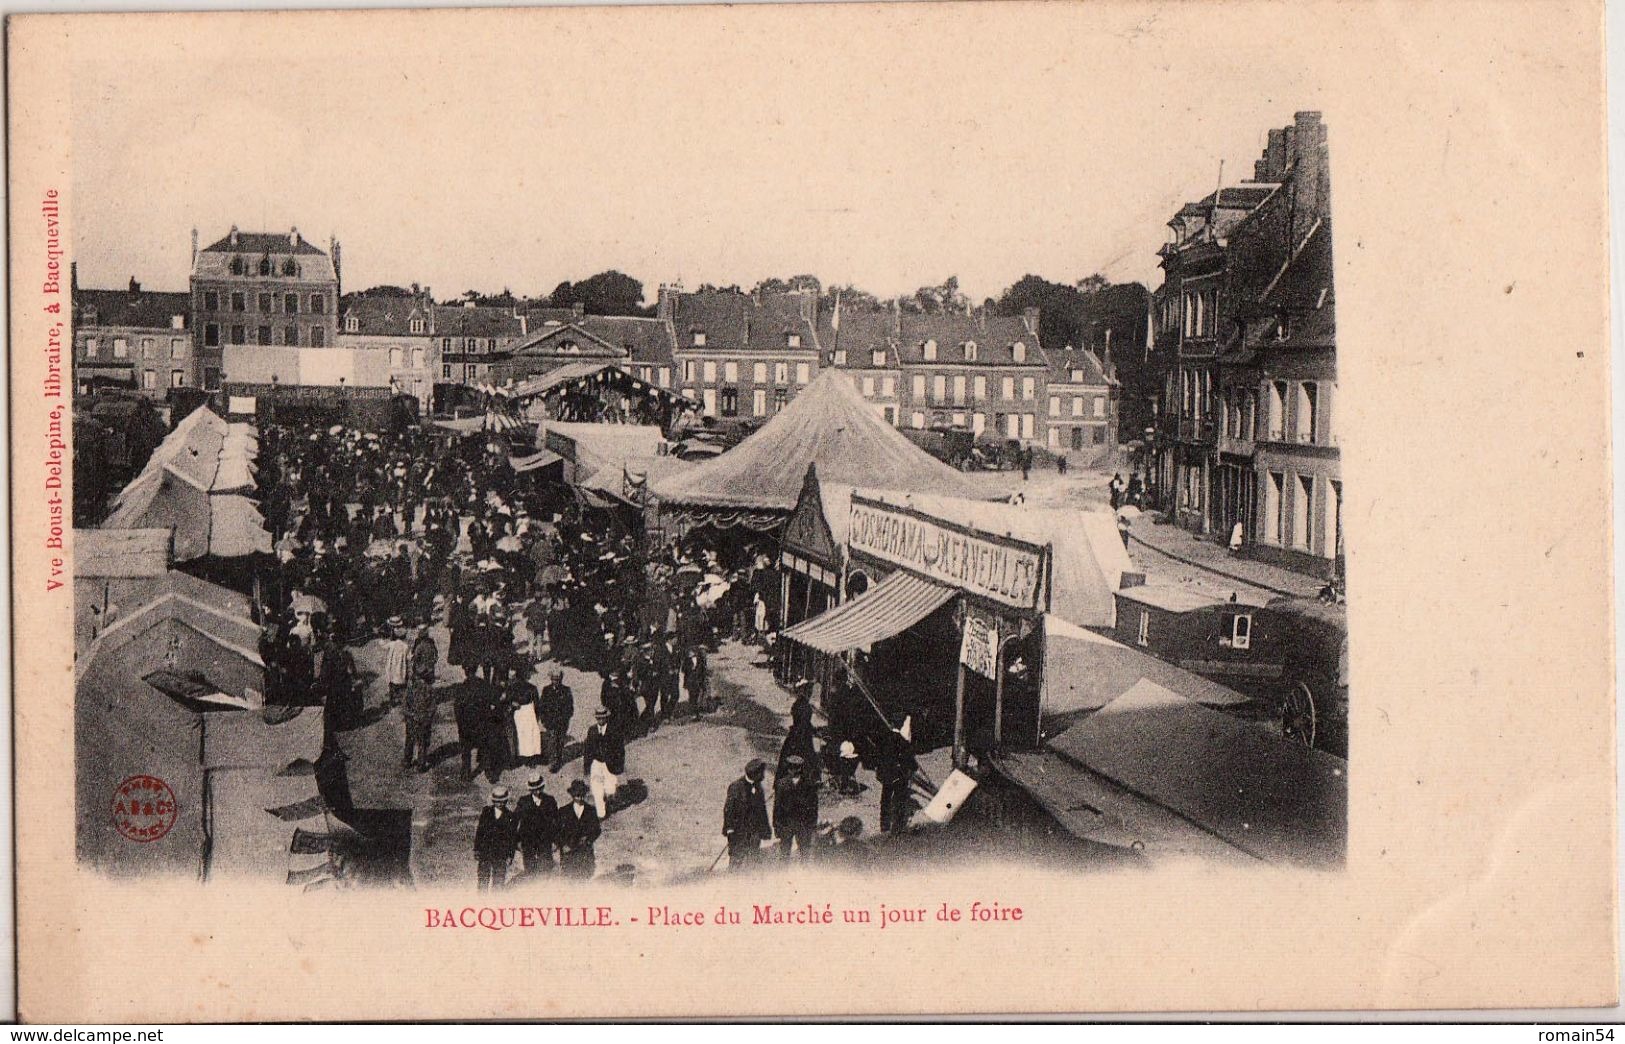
[1268,596,1349,758]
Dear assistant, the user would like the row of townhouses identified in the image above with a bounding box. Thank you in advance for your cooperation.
[72,241,1120,453]
[1148,110,1339,574]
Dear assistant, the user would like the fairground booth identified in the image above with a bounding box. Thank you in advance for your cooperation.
[779,477,1133,766]
[220,345,415,431]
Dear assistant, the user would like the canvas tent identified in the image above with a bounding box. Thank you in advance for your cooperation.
[650,370,988,530]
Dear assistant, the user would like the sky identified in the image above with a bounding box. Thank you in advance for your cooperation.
[66,4,1324,306]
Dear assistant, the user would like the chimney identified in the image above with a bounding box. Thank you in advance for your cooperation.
[656,283,680,321]
[289,226,299,248]
[1022,306,1040,335]
[190,228,199,267]
[228,225,239,247]
[129,276,141,294]
[70,262,78,293]
[1291,111,1329,239]
[330,236,342,298]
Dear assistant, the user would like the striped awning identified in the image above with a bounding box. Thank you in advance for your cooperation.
[781,569,956,655]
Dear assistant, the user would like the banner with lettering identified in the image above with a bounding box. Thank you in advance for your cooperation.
[847,497,1045,610]
[960,606,999,679]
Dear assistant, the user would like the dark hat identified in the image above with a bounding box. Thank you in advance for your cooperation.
[568,780,590,797]
[745,758,767,777]
[549,667,565,680]
[838,816,864,838]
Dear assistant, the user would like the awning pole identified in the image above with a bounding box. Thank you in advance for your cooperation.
[993,632,1006,749]
[952,653,967,771]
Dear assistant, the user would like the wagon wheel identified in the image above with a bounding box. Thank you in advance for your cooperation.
[1282,681,1317,749]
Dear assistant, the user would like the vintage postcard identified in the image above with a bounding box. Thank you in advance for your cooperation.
[6,0,1616,1021]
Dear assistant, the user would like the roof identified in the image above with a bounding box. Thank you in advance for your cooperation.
[1115,584,1227,613]
[818,311,901,369]
[200,230,327,256]
[75,288,189,330]
[511,316,677,365]
[542,422,667,484]
[338,294,435,337]
[1047,671,1347,868]
[836,488,1134,628]
[433,305,525,340]
[781,570,956,654]
[1041,615,1251,717]
[77,589,265,689]
[73,528,172,577]
[1255,220,1336,349]
[669,290,819,355]
[1046,346,1111,386]
[649,370,989,512]
[892,312,1047,367]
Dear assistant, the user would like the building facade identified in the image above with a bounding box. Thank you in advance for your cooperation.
[1043,346,1117,455]
[337,291,439,405]
[893,310,1049,443]
[818,309,901,425]
[1150,111,1338,576]
[190,227,341,392]
[72,276,193,399]
[662,286,821,424]
[433,303,527,389]
[496,313,679,391]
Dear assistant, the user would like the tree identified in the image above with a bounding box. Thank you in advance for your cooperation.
[911,275,968,314]
[1076,273,1110,295]
[567,270,646,316]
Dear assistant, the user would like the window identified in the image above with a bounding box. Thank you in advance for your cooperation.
[282,259,298,277]
[230,325,246,345]
[952,374,967,405]
[257,325,272,346]
[862,376,876,397]
[1000,376,1014,400]
[923,339,937,361]
[1072,396,1084,417]
[85,337,99,358]
[972,412,986,435]
[1047,428,1059,449]
[170,369,186,388]
[203,367,220,390]
[311,326,326,348]
[285,326,299,346]
[1137,610,1150,646]
[170,338,184,360]
[932,375,946,403]
[113,337,129,358]
[231,293,246,312]
[1011,341,1025,363]
[774,389,787,412]
[774,362,789,384]
[443,363,454,380]
[692,331,707,347]
[721,387,738,417]
[487,338,497,351]
[1294,475,1314,550]
[1265,471,1285,544]
[1071,368,1085,383]
[203,291,219,311]
[910,411,925,428]
[724,361,739,382]
[881,376,896,397]
[141,337,155,358]
[1223,613,1252,651]
[1021,377,1035,401]
[658,367,670,388]
[703,361,717,383]
[753,362,767,383]
[788,333,802,348]
[204,324,219,347]
[410,318,426,334]
[872,349,886,367]
[410,348,424,368]
[389,347,403,368]
[285,294,300,314]
[1298,382,1319,443]
[911,374,926,400]
[974,374,987,399]
[965,341,978,362]
[952,412,966,427]
[310,295,326,314]
[1266,380,1289,439]
[345,316,359,333]
[258,292,273,312]
[796,363,809,384]
[464,363,478,381]
[1092,426,1105,445]
[1093,397,1106,419]
[752,389,766,417]
[833,349,847,366]
[1327,480,1343,559]
[257,257,271,276]
[140,370,156,390]
[1048,396,1060,418]
[883,406,897,424]
[702,388,717,416]
[1021,414,1035,439]
[229,256,245,276]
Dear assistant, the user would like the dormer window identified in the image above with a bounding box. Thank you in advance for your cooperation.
[872,349,886,367]
[561,340,580,354]
[1011,341,1026,363]
[258,257,272,276]
[692,331,707,347]
[1071,368,1085,383]
[965,341,978,362]
[282,259,298,277]
[229,256,245,276]
[834,349,847,366]
[923,339,937,361]
[409,318,426,334]
[788,333,802,348]
[344,316,359,333]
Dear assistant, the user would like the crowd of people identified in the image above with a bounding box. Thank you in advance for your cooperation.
[246,415,913,888]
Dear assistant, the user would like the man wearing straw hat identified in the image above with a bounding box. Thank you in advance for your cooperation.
[474,785,518,891]
[582,707,625,818]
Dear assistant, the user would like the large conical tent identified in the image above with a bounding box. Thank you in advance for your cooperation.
[650,370,988,521]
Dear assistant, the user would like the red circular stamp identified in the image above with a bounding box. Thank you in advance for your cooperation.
[112,775,177,843]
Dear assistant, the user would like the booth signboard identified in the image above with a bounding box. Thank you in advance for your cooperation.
[847,496,1045,610]
[961,605,999,679]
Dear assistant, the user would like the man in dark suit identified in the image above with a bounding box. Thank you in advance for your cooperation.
[772,754,819,860]
[513,772,560,877]
[582,707,626,818]
[723,758,771,871]
[557,780,601,879]
[538,667,575,773]
[403,625,440,773]
[474,785,518,891]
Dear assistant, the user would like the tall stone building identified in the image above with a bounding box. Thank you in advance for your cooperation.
[190,226,340,391]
